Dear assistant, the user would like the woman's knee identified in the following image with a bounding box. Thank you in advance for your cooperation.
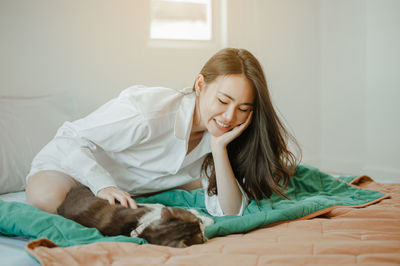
[26,171,77,213]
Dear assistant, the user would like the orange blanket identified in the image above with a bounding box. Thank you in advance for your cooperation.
[27,176,400,265]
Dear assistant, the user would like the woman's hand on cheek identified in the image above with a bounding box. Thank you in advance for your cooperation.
[211,111,253,151]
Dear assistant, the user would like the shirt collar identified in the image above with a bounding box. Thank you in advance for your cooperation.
[174,88,196,141]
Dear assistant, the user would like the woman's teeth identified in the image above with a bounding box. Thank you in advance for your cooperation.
[215,120,229,128]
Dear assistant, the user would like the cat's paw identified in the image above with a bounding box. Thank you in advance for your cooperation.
[188,209,214,227]
[199,215,214,227]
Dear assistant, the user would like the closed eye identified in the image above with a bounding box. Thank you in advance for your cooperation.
[218,97,252,112]
[218,98,227,104]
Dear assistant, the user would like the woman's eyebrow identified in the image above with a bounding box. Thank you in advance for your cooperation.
[218,91,254,106]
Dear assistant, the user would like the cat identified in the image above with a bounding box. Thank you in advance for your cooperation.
[57,186,214,248]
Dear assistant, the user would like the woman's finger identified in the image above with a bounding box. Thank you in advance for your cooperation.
[121,191,138,209]
[242,111,253,128]
[107,195,115,205]
[115,192,137,209]
[114,192,130,208]
[231,111,253,135]
[119,196,129,208]
[127,197,138,209]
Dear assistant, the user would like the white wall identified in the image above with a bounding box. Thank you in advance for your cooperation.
[320,0,367,175]
[0,0,399,181]
[254,0,321,165]
[319,0,400,181]
[0,0,215,114]
[365,0,400,181]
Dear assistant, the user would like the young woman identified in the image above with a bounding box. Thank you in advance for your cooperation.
[26,48,299,216]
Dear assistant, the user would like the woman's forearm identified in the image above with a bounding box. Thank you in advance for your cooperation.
[212,147,242,215]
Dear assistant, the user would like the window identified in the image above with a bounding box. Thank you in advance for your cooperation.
[150,0,212,41]
[149,0,226,48]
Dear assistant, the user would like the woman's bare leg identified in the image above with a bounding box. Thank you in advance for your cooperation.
[26,170,79,213]
[134,179,202,199]
[174,178,202,191]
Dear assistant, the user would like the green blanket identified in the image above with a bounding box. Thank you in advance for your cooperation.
[0,165,386,247]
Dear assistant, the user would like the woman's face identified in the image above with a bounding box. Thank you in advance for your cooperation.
[195,74,255,137]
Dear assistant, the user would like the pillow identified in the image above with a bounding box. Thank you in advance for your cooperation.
[0,93,80,194]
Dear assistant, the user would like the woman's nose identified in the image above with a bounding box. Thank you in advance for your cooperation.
[222,106,235,122]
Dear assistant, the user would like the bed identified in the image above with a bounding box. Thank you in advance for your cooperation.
[1,173,399,265]
[0,192,40,266]
[1,94,399,266]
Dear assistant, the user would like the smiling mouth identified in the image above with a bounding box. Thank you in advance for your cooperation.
[214,119,230,129]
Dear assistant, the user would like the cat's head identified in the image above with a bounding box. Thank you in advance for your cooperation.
[136,207,211,248]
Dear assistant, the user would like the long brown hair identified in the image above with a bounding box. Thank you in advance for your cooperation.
[199,48,301,200]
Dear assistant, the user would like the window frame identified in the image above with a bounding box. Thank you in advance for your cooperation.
[147,0,227,49]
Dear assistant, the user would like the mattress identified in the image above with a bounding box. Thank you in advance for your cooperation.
[1,175,399,266]
[0,192,39,266]
[26,176,400,265]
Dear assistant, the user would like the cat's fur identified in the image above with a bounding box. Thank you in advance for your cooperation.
[57,186,214,248]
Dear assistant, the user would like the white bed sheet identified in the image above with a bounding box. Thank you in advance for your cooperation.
[0,191,40,266]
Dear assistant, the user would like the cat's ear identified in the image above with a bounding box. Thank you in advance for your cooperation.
[161,207,175,221]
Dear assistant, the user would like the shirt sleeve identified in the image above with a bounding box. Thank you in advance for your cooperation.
[201,175,249,217]
[57,91,150,195]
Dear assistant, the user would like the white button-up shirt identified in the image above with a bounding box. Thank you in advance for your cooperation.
[29,85,249,216]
